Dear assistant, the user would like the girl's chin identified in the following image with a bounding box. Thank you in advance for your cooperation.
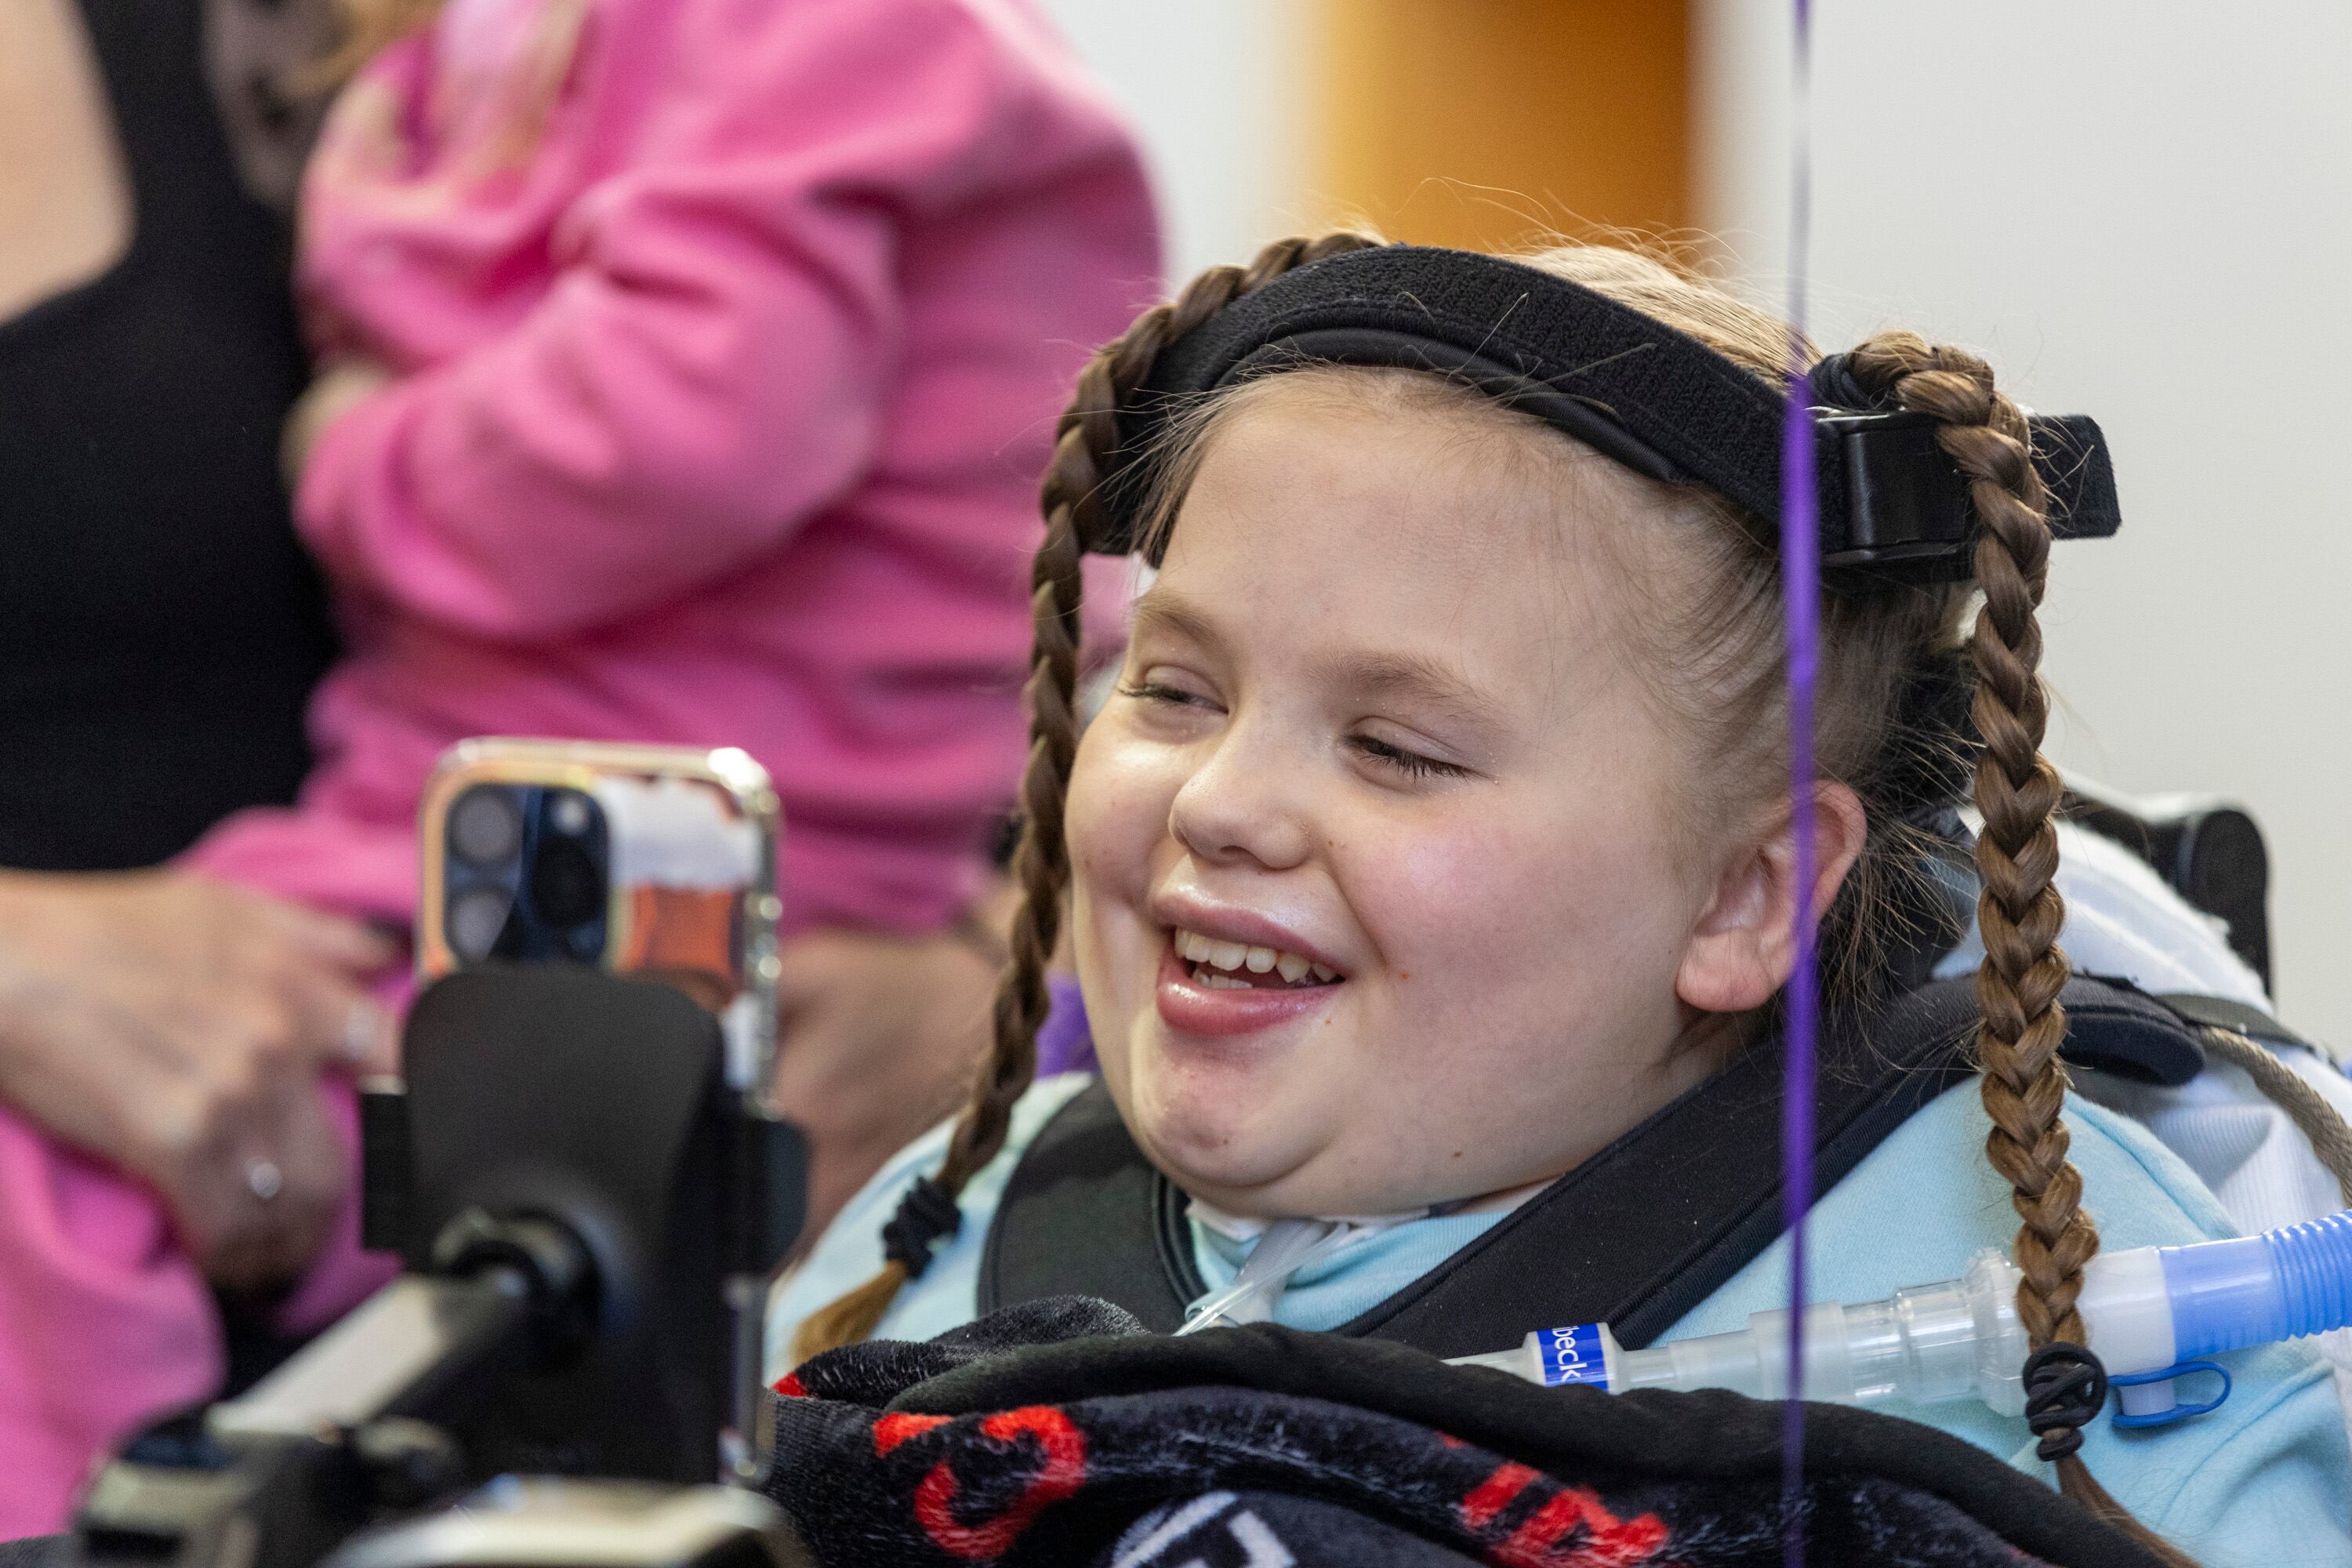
[1134,1132,1381,1220]
[1120,1062,1310,1198]
[1119,1051,1497,1215]
[1139,1145,1304,1213]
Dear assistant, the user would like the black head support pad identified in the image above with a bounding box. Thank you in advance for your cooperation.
[1089,245,2121,586]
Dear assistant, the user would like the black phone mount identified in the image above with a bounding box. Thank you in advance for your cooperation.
[67,967,808,1568]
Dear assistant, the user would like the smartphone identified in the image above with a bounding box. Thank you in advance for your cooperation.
[419,739,782,1098]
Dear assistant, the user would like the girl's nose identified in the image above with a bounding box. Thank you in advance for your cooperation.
[1167,724,1316,871]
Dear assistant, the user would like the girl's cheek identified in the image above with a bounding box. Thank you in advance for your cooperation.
[1066,757,1152,1045]
[1358,808,1546,967]
[1348,794,1667,1055]
[1067,728,1185,903]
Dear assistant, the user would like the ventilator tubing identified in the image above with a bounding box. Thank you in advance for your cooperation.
[1452,1210,2352,1419]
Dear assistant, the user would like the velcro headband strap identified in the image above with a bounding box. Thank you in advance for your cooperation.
[1091,246,2120,584]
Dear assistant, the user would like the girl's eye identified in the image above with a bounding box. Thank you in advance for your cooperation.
[1117,680,1213,710]
[1348,733,1468,781]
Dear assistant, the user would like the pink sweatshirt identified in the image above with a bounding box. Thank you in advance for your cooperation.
[0,0,1154,1530]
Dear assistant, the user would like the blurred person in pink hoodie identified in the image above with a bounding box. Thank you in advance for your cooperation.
[0,0,1155,1530]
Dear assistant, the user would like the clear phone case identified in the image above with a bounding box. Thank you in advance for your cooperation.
[418,739,782,1096]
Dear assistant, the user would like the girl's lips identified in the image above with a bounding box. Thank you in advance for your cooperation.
[1154,941,1341,1039]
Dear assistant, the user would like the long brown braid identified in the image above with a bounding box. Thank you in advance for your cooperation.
[792,232,1381,1361]
[1850,336,2196,1564]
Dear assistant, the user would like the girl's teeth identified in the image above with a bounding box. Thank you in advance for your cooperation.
[1200,971,1250,989]
[1171,927,1341,985]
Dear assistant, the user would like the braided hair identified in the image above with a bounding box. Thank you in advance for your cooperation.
[1842,341,2193,1564]
[789,236,2194,1566]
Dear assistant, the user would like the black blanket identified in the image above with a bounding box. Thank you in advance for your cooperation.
[764,1298,2161,1568]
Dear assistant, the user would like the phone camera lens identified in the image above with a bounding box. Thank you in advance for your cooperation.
[450,786,524,869]
[530,837,604,930]
[447,884,514,963]
[547,790,593,837]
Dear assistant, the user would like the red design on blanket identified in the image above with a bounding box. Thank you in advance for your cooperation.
[873,1412,954,1455]
[771,1372,808,1397]
[1458,1459,1672,1568]
[902,1405,1088,1559]
[1462,1462,1543,1530]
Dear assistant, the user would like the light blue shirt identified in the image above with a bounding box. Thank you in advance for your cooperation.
[771,1073,2351,1568]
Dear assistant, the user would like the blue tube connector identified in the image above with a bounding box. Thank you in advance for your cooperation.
[2162,1209,2352,1361]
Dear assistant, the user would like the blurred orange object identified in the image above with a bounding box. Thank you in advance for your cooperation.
[619,884,741,1012]
[1312,0,1690,252]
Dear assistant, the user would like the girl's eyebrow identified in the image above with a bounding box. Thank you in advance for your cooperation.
[1129,589,1222,651]
[1338,652,1508,732]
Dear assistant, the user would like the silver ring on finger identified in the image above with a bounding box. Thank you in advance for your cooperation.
[245,1157,284,1203]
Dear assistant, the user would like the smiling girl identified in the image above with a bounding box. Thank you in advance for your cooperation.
[769,238,2349,1566]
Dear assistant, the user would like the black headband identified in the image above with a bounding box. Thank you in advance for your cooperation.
[1090,246,2120,584]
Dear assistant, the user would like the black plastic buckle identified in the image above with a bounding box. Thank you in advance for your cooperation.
[1818,409,1974,579]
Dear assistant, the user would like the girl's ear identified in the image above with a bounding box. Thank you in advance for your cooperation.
[1675,783,1869,1015]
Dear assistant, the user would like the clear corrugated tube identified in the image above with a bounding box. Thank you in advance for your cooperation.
[1450,1210,2352,1421]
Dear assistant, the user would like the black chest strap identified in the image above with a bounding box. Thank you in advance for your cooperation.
[979,975,2212,1358]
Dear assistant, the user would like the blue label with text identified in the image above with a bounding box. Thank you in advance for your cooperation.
[1536,1323,1610,1388]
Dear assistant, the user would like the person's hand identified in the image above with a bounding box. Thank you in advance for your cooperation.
[768,925,1002,1241]
[0,870,398,1292]
[281,355,394,492]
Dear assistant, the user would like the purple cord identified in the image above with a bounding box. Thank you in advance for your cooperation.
[1779,4,1819,1566]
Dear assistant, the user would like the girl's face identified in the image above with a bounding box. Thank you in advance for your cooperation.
[1067,379,1810,1218]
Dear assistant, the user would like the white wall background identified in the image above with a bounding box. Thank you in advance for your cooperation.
[1034,0,1312,285]
[1697,0,2352,1041]
[1042,0,2351,1041]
